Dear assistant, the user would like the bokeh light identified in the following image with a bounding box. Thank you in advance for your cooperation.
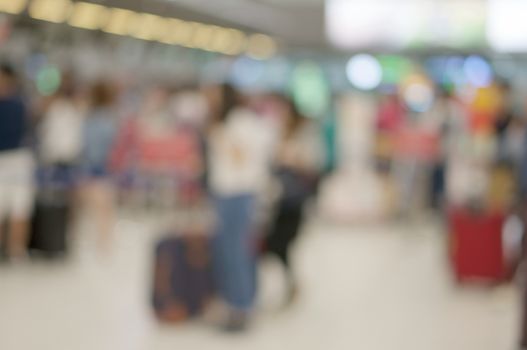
[401,74,435,113]
[230,56,266,89]
[291,61,330,118]
[463,55,493,88]
[445,56,466,87]
[346,54,382,91]
[379,55,413,86]
[36,65,61,96]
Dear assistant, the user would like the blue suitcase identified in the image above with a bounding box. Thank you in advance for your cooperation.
[151,235,215,323]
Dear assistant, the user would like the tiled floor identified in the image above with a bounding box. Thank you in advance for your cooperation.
[0,214,521,350]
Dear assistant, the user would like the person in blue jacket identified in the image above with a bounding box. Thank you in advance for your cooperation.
[0,63,35,261]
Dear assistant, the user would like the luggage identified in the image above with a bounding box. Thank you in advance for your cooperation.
[29,188,72,258]
[151,178,215,323]
[0,220,7,259]
[521,286,527,349]
[448,206,518,283]
[151,235,214,323]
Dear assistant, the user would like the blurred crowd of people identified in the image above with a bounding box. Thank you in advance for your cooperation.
[0,61,325,330]
[370,80,527,218]
[3,55,527,334]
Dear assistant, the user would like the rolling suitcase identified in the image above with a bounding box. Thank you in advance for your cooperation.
[151,234,215,323]
[448,206,515,283]
[29,188,72,258]
[151,179,215,323]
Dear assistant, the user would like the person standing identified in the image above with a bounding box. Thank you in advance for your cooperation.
[425,88,461,210]
[0,63,35,261]
[265,96,324,306]
[517,100,527,350]
[207,84,273,331]
[38,74,84,187]
[495,80,515,162]
[80,81,118,253]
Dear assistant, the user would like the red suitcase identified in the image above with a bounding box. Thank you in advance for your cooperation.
[448,206,512,283]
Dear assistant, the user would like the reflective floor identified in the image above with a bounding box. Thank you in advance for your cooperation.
[0,213,521,350]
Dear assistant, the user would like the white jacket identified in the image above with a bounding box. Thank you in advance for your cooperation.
[40,99,84,164]
[209,107,274,196]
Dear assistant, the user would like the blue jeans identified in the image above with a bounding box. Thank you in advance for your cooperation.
[212,194,256,311]
[37,163,79,190]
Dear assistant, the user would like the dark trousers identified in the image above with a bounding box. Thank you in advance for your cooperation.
[521,284,527,347]
[430,162,445,209]
[266,203,304,275]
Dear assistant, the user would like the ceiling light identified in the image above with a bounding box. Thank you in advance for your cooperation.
[157,18,181,44]
[0,0,28,14]
[202,25,222,52]
[220,29,247,56]
[68,2,108,30]
[101,8,138,36]
[246,34,277,60]
[130,13,165,41]
[487,0,527,52]
[29,0,72,23]
[178,22,201,48]
[346,54,382,91]
[208,27,234,53]
[164,19,194,46]
[190,23,214,51]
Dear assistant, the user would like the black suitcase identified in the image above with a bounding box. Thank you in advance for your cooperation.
[29,189,72,258]
[0,219,7,260]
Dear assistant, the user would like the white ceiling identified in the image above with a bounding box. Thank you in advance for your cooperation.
[164,0,327,48]
[255,0,324,6]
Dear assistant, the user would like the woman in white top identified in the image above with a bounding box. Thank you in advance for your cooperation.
[207,84,273,331]
[38,76,84,187]
[40,90,83,166]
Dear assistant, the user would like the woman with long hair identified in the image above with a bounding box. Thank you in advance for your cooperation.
[265,95,324,306]
[207,84,273,331]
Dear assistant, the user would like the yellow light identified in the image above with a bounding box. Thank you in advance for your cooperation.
[178,22,200,48]
[208,27,232,53]
[101,8,138,36]
[157,19,175,44]
[218,29,247,56]
[164,19,194,46]
[150,16,171,42]
[190,23,214,51]
[202,25,223,52]
[158,18,181,44]
[29,0,72,23]
[68,2,108,30]
[130,13,165,41]
[0,0,27,14]
[246,34,277,60]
